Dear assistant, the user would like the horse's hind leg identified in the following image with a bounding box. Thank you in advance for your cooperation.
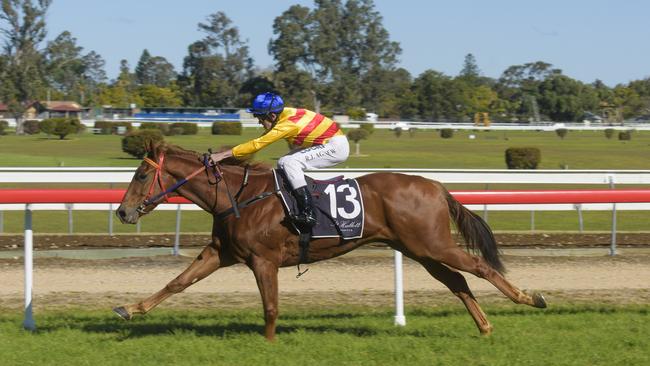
[432,245,546,308]
[113,244,234,320]
[419,258,493,335]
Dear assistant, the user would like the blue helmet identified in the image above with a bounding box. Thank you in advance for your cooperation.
[246,92,284,114]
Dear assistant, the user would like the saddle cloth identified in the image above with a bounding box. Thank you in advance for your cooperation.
[273,169,364,239]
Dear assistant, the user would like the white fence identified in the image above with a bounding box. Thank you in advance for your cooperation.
[3,168,650,214]
[5,118,650,131]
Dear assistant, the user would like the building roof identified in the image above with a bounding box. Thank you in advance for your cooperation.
[0,103,7,111]
[39,101,83,112]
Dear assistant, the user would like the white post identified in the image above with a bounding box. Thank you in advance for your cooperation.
[576,204,584,232]
[108,183,114,236]
[108,203,114,236]
[608,176,617,256]
[24,204,35,330]
[530,211,535,232]
[66,203,73,234]
[173,204,181,256]
[394,250,406,326]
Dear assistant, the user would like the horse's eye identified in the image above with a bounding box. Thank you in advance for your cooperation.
[137,172,148,181]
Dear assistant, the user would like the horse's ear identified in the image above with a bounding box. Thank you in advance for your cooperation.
[143,139,157,157]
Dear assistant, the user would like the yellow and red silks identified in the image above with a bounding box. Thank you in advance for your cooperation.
[232,107,343,158]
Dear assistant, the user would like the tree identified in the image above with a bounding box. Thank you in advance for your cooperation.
[459,53,480,83]
[269,0,401,113]
[347,128,369,155]
[537,75,599,121]
[135,49,176,87]
[80,50,108,105]
[39,117,84,139]
[268,5,317,108]
[411,70,465,121]
[0,0,52,134]
[137,84,182,107]
[496,61,562,121]
[179,11,253,107]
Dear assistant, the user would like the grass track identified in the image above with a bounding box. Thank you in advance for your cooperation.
[0,305,647,365]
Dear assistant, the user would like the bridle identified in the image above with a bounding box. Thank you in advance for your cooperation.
[136,151,240,218]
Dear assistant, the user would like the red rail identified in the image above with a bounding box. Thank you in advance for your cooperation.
[2,189,650,204]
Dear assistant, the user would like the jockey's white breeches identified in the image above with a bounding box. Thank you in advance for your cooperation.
[278,135,350,190]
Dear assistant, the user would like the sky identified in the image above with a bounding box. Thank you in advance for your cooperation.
[43,0,650,86]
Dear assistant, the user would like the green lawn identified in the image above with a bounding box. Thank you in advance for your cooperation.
[1,128,650,169]
[0,305,647,366]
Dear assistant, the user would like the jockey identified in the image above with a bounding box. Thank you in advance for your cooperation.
[210,92,350,227]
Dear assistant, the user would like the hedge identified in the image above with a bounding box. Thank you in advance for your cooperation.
[139,122,170,135]
[121,130,165,158]
[170,122,198,135]
[39,118,85,139]
[23,120,41,135]
[212,121,242,135]
[618,130,632,141]
[505,147,541,169]
[440,128,453,138]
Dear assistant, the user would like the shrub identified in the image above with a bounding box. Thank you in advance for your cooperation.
[139,122,170,135]
[394,127,402,138]
[212,121,242,135]
[347,128,369,143]
[23,120,41,135]
[505,147,541,169]
[618,130,632,141]
[358,122,375,135]
[604,128,615,139]
[39,118,84,139]
[168,126,184,136]
[170,122,198,135]
[440,128,453,139]
[346,107,366,120]
[0,120,7,135]
[121,129,165,158]
[555,128,568,139]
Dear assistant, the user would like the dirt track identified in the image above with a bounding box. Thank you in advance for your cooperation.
[1,246,649,310]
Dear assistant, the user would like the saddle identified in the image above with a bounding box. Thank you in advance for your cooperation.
[273,170,365,264]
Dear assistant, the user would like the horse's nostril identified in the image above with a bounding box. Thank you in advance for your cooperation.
[117,208,127,219]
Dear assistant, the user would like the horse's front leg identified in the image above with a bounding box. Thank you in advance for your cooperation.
[249,255,280,341]
[113,243,233,320]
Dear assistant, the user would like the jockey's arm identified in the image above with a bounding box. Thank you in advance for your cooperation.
[230,122,298,158]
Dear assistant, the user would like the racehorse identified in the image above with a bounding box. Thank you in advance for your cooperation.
[114,142,546,341]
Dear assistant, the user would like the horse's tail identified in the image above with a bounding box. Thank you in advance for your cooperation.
[444,189,505,274]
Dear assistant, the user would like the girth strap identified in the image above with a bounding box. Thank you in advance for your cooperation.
[216,191,277,221]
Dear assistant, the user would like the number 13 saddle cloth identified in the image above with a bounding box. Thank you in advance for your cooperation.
[273,169,365,239]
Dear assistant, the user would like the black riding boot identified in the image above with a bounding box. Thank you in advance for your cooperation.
[292,186,317,228]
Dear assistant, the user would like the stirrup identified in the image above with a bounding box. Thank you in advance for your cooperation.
[291,213,316,227]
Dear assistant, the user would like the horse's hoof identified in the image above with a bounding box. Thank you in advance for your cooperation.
[479,326,493,336]
[532,293,547,308]
[113,306,132,320]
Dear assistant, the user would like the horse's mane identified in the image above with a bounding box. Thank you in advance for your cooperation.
[157,143,271,172]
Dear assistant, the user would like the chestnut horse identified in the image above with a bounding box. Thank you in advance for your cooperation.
[114,143,546,340]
